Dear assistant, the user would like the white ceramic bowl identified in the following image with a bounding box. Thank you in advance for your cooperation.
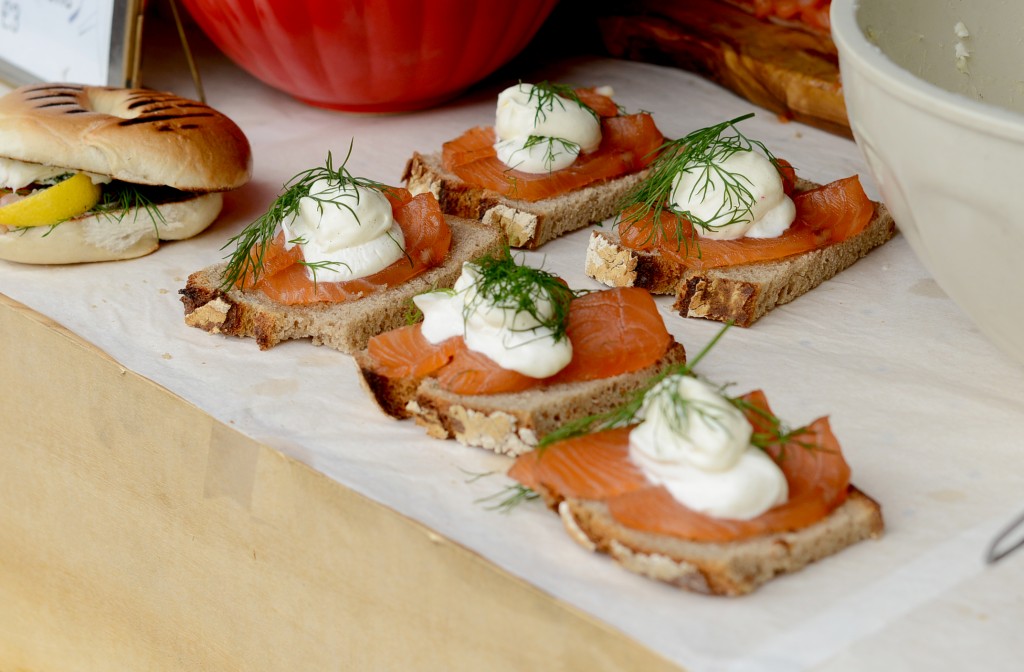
[831,0,1024,363]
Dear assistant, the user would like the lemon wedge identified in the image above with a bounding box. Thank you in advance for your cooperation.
[0,173,102,227]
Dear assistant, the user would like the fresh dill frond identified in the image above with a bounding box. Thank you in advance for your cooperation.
[476,483,540,513]
[526,80,599,124]
[459,468,497,484]
[727,395,818,460]
[537,323,734,449]
[219,142,392,290]
[403,295,425,325]
[298,259,352,284]
[617,113,785,250]
[90,183,167,235]
[535,322,821,462]
[37,223,61,238]
[515,135,580,173]
[467,248,578,342]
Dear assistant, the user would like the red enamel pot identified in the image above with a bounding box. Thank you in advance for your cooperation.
[181,0,558,112]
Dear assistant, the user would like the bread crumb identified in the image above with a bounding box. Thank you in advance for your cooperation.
[585,232,638,287]
[482,204,538,248]
[446,405,537,456]
[184,296,231,331]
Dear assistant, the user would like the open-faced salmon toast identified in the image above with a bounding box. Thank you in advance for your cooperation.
[354,250,687,455]
[585,114,896,326]
[181,152,506,353]
[404,82,664,249]
[508,348,884,595]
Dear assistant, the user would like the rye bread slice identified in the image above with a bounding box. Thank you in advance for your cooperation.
[584,178,897,326]
[403,151,649,249]
[354,341,688,456]
[557,487,883,596]
[179,216,506,353]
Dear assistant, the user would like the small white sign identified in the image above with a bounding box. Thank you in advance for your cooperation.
[0,0,128,86]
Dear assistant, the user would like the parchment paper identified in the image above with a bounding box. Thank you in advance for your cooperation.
[2,31,1022,672]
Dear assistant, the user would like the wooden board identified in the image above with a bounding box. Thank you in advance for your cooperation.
[0,293,679,672]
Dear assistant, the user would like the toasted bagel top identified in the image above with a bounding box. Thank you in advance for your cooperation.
[0,83,252,191]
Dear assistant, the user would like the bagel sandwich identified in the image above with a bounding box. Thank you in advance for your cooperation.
[0,83,252,264]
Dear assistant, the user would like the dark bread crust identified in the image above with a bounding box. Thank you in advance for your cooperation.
[559,487,884,596]
[403,151,648,249]
[355,341,688,456]
[0,83,251,190]
[180,216,506,353]
[585,178,897,326]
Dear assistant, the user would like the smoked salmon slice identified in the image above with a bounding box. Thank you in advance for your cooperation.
[573,88,620,118]
[435,340,540,395]
[442,101,663,202]
[508,427,647,499]
[365,286,673,396]
[547,287,672,384]
[240,188,452,305]
[617,175,875,270]
[366,323,460,379]
[509,389,853,542]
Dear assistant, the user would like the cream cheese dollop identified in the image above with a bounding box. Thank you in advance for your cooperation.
[628,375,788,520]
[669,149,795,240]
[281,179,405,283]
[0,157,110,190]
[413,262,573,378]
[493,83,601,174]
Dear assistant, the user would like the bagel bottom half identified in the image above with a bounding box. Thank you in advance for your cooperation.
[0,192,223,264]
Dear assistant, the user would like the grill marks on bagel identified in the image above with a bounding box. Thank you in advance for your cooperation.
[117,112,216,127]
[23,86,218,126]
[0,82,252,191]
[18,85,220,130]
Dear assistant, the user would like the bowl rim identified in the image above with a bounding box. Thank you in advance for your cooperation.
[830,0,1024,140]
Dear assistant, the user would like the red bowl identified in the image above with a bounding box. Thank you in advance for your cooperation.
[182,0,558,112]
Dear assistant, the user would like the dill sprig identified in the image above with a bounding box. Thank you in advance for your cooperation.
[537,323,733,449]
[617,113,784,250]
[526,80,599,124]
[90,184,167,234]
[536,322,820,464]
[517,135,581,172]
[728,395,815,459]
[461,468,540,514]
[219,144,393,290]
[477,483,541,513]
[466,248,578,342]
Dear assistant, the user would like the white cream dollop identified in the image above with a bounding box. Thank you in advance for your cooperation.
[493,83,601,174]
[413,262,573,378]
[281,179,405,283]
[628,375,788,520]
[669,149,795,240]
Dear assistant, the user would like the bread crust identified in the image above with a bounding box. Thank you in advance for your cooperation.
[584,178,897,326]
[0,192,223,264]
[403,151,647,249]
[0,83,251,190]
[180,216,506,353]
[558,487,884,596]
[355,341,688,456]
